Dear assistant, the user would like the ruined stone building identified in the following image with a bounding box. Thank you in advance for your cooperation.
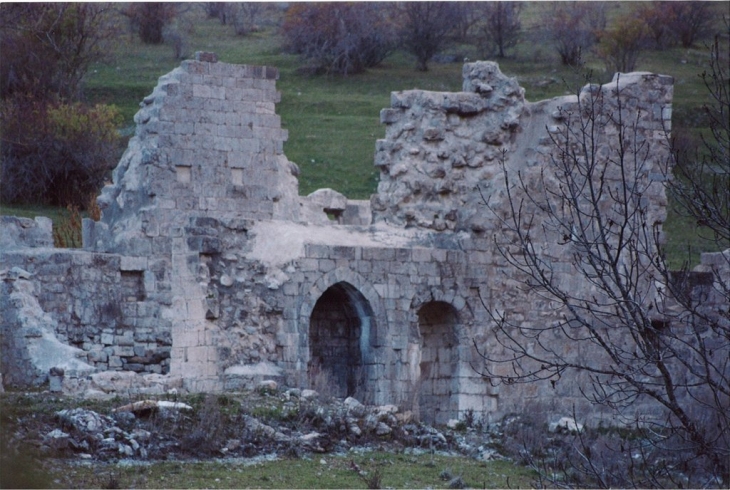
[2,53,727,426]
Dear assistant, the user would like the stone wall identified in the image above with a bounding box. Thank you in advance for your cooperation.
[1,250,170,375]
[3,54,725,427]
[0,216,53,249]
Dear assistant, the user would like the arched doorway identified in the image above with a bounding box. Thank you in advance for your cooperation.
[418,301,459,425]
[309,282,373,399]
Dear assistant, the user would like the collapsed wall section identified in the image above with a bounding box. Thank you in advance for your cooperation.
[0,249,171,380]
[79,53,304,392]
[372,62,526,232]
[372,62,673,239]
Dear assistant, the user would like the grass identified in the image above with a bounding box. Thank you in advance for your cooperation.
[0,203,71,223]
[41,451,535,489]
[2,2,728,265]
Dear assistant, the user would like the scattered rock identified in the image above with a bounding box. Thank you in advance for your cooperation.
[258,379,278,393]
[131,428,151,442]
[300,389,318,400]
[375,422,392,436]
[285,388,301,399]
[396,410,414,424]
[113,400,193,417]
[344,397,366,417]
[549,416,584,433]
[57,408,115,433]
[20,389,509,464]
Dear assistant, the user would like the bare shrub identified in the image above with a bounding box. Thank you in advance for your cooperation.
[100,472,122,490]
[670,34,730,247]
[545,2,606,66]
[282,3,397,76]
[181,394,231,456]
[670,1,715,48]
[473,2,523,59]
[0,3,118,101]
[501,409,728,488]
[398,2,463,72]
[350,460,383,489]
[636,2,715,50]
[595,12,647,73]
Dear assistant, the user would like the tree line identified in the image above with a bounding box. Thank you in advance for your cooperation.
[280,1,715,74]
[0,2,719,209]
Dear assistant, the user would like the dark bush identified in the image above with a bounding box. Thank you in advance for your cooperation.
[282,3,397,75]
[636,2,715,49]
[669,1,714,48]
[474,2,523,59]
[0,97,122,207]
[126,3,177,45]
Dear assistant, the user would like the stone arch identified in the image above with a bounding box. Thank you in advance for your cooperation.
[301,268,380,401]
[416,300,460,425]
[300,268,381,326]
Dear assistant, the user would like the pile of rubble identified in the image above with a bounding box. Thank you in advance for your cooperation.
[21,385,508,463]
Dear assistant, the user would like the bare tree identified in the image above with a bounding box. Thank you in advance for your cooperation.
[474,2,522,59]
[670,35,730,254]
[0,3,119,101]
[450,2,480,43]
[671,1,715,48]
[399,2,461,71]
[202,2,227,24]
[282,3,397,76]
[595,12,647,73]
[546,2,606,66]
[230,3,265,37]
[477,45,729,486]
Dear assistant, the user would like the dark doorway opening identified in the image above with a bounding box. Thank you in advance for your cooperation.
[418,301,459,424]
[309,282,373,399]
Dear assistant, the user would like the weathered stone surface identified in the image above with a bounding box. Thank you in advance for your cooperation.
[2,57,726,430]
[0,269,96,387]
[0,216,53,249]
[549,416,584,433]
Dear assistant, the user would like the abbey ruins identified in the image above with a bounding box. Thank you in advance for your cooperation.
[2,53,727,426]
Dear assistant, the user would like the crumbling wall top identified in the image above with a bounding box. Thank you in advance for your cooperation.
[371,61,673,233]
[0,216,53,250]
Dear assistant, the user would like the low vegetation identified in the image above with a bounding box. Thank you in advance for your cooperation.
[0,390,536,489]
[39,452,533,489]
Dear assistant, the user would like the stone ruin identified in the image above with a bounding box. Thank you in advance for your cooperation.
[2,52,728,426]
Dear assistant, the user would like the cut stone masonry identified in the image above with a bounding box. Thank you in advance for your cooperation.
[2,53,727,426]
